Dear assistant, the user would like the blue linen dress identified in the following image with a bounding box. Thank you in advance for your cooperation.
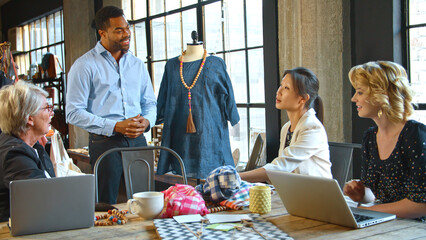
[156,55,240,179]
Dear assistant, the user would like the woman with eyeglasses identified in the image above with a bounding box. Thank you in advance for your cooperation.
[0,81,56,221]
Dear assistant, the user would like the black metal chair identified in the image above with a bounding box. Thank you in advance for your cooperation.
[244,134,265,171]
[94,146,187,202]
[328,142,362,189]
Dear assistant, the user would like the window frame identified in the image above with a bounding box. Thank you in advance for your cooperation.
[123,0,279,163]
[403,0,426,110]
[13,9,65,78]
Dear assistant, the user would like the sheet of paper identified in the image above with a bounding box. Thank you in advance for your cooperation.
[173,214,204,224]
[205,214,251,224]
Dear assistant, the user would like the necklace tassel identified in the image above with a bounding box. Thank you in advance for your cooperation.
[186,109,196,133]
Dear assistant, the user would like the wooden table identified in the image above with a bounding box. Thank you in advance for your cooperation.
[1,194,424,239]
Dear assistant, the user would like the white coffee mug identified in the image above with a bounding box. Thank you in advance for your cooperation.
[127,191,164,219]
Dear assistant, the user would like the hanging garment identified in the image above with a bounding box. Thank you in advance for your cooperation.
[156,55,240,179]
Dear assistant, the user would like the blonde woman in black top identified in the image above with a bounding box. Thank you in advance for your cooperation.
[344,61,426,221]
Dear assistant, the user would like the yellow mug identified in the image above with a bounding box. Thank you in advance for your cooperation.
[249,185,271,214]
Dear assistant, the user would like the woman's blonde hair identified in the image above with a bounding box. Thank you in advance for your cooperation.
[0,81,48,136]
[348,61,414,123]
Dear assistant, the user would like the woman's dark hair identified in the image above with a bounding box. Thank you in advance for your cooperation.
[94,6,124,31]
[283,67,324,123]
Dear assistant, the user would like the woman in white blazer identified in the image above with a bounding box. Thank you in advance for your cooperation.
[240,67,332,182]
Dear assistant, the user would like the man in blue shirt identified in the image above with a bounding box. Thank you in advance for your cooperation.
[66,6,156,204]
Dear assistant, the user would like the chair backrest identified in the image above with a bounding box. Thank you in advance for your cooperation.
[328,142,362,189]
[94,146,187,202]
[232,148,240,167]
[245,134,264,171]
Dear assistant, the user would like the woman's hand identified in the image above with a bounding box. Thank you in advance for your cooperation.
[343,180,365,202]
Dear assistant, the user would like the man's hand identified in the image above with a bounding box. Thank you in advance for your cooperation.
[114,114,150,138]
[343,180,365,202]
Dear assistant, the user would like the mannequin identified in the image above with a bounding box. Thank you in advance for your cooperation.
[182,44,204,62]
[181,31,204,62]
[155,31,240,179]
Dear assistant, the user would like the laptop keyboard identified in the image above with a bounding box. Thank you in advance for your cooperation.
[353,213,374,222]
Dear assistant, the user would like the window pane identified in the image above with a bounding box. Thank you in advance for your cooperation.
[224,0,244,50]
[230,108,248,164]
[36,49,42,64]
[166,13,182,58]
[204,2,223,53]
[16,27,23,52]
[150,0,164,16]
[30,23,35,49]
[182,0,197,7]
[122,0,132,19]
[226,51,247,103]
[23,25,30,51]
[41,48,48,59]
[41,18,47,47]
[409,0,426,25]
[153,61,166,96]
[135,22,147,61]
[48,14,55,45]
[248,48,264,103]
[25,54,30,75]
[246,0,263,47]
[411,110,426,125]
[129,25,136,55]
[182,9,197,45]
[55,11,62,43]
[61,11,64,41]
[55,44,64,73]
[152,17,166,60]
[409,26,426,104]
[249,107,266,166]
[30,51,37,65]
[166,0,180,12]
[35,21,41,48]
[61,44,65,70]
[16,55,24,75]
[134,0,147,19]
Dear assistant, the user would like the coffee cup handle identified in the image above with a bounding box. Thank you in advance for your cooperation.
[127,199,142,214]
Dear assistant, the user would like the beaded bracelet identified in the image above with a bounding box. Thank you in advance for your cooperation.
[94,209,128,226]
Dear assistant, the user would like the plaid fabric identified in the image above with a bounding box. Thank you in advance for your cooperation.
[161,184,209,218]
[195,165,242,202]
[196,166,271,209]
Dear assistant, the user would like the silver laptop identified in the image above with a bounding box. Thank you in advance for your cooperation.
[9,174,95,236]
[266,170,396,228]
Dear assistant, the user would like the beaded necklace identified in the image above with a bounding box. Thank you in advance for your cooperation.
[94,209,128,226]
[179,49,207,133]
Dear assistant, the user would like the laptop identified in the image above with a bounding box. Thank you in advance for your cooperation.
[266,170,396,228]
[9,174,95,236]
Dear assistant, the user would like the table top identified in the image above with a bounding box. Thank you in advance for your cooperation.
[0,194,424,239]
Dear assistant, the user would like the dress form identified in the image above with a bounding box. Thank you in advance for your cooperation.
[182,31,205,62]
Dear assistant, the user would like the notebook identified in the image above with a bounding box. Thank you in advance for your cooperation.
[266,170,396,228]
[9,174,95,236]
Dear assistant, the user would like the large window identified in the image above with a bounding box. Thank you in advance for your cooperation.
[405,0,426,123]
[13,10,65,79]
[122,0,265,164]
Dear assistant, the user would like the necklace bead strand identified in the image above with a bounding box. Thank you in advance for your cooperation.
[94,209,128,226]
[179,49,207,90]
[179,49,207,133]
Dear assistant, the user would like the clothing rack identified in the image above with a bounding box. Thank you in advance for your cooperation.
[0,41,18,81]
[0,42,11,74]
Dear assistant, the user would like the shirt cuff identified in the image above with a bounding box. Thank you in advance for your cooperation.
[103,119,117,136]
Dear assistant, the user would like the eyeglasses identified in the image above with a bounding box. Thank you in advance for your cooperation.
[40,104,54,113]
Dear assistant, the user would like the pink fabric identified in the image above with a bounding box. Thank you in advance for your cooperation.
[161,184,209,218]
